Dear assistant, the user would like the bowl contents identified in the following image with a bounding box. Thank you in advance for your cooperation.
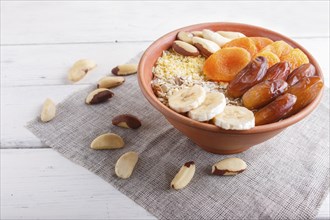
[171,161,195,190]
[151,29,324,130]
[213,105,255,130]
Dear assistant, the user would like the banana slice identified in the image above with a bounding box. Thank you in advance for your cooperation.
[168,85,206,113]
[188,92,226,121]
[213,106,255,130]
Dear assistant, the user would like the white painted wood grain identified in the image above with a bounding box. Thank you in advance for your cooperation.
[2,1,329,45]
[1,149,329,219]
[1,42,149,87]
[0,149,155,219]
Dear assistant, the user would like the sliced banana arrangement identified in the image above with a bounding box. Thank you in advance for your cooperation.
[213,106,255,130]
[188,92,226,121]
[168,85,206,113]
[168,86,255,130]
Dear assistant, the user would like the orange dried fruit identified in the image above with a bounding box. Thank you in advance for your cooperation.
[280,48,309,70]
[222,37,258,57]
[260,40,293,58]
[254,51,280,68]
[250,37,274,51]
[203,47,251,82]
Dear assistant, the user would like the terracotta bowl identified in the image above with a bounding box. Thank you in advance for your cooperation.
[137,22,324,154]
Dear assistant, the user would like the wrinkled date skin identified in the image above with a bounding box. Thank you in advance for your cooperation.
[287,63,316,86]
[254,93,297,126]
[285,76,323,117]
[242,79,288,110]
[263,61,291,81]
[227,56,268,98]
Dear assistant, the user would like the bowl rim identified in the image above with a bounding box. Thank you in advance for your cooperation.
[138,22,324,134]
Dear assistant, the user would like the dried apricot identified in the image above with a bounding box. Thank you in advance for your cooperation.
[222,37,258,57]
[260,40,293,58]
[250,37,274,51]
[281,48,309,72]
[203,47,251,82]
[254,51,280,68]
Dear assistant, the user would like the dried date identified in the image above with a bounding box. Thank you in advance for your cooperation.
[287,63,316,86]
[286,76,323,116]
[254,93,297,125]
[242,79,288,110]
[227,56,268,98]
[263,61,291,81]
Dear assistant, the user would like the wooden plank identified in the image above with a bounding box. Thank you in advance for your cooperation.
[1,85,89,148]
[1,148,329,219]
[1,42,149,87]
[0,149,155,219]
[1,1,329,45]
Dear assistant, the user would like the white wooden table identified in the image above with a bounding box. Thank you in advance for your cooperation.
[1,1,329,219]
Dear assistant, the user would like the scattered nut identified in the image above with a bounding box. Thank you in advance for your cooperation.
[211,158,247,176]
[97,76,125,89]
[68,59,96,82]
[202,29,230,47]
[40,98,56,122]
[115,151,139,179]
[217,31,246,39]
[172,40,200,57]
[111,64,138,76]
[191,31,203,37]
[171,161,195,190]
[176,31,194,44]
[112,114,142,129]
[192,36,220,58]
[90,133,124,150]
[86,88,114,104]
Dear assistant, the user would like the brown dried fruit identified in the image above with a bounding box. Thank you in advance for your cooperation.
[254,93,297,125]
[112,114,142,129]
[226,56,268,98]
[264,61,291,81]
[242,79,288,110]
[286,76,323,116]
[287,63,316,86]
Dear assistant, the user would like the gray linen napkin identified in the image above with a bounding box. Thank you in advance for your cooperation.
[27,54,329,220]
